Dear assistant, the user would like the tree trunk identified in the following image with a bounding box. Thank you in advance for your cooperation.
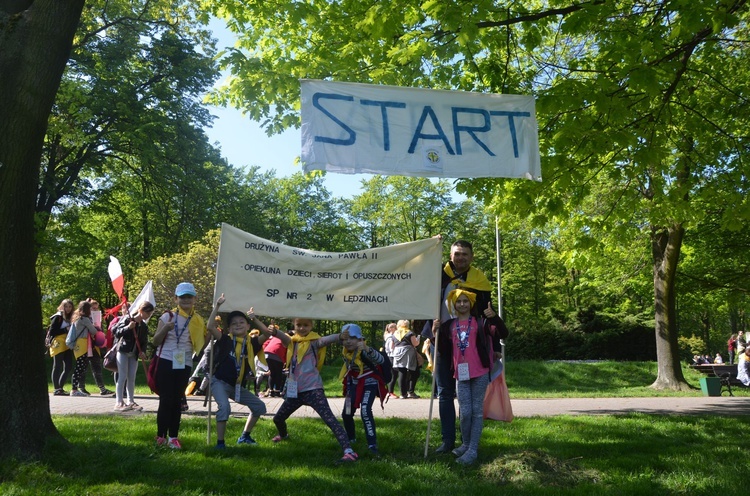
[0,1,85,459]
[650,224,691,390]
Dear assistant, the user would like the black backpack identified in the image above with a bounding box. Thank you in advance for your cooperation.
[362,349,392,384]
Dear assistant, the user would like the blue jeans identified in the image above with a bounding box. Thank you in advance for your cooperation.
[435,351,456,446]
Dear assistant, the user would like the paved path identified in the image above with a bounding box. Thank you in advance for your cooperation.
[49,393,750,419]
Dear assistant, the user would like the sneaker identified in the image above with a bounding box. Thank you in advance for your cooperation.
[114,404,133,412]
[128,402,143,412]
[70,389,88,397]
[388,392,399,399]
[167,437,182,449]
[435,442,455,454]
[53,389,68,396]
[272,434,289,443]
[452,444,469,457]
[215,442,226,450]
[337,451,359,463]
[237,433,258,445]
[80,389,92,396]
[407,392,420,399]
[155,436,167,447]
[100,389,115,396]
[455,451,477,465]
[368,445,379,456]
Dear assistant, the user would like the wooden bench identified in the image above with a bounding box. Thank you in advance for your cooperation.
[689,364,747,396]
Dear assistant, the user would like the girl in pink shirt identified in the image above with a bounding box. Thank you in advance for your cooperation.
[434,288,507,465]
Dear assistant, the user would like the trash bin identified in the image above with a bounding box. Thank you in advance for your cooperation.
[699,377,721,396]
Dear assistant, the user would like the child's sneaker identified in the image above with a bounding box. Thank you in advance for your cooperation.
[237,433,258,445]
[70,389,87,397]
[455,450,477,465]
[452,444,469,457]
[272,434,289,443]
[128,402,143,412]
[155,436,167,447]
[337,451,359,463]
[80,389,92,396]
[100,388,115,396]
[167,437,182,449]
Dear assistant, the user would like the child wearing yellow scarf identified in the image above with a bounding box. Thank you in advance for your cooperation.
[339,323,389,455]
[271,317,359,463]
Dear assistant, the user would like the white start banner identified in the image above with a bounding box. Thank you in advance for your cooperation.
[214,223,442,320]
[301,79,541,180]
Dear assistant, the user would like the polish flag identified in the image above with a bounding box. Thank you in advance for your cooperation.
[108,256,125,301]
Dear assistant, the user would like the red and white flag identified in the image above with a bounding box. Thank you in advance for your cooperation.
[107,256,125,302]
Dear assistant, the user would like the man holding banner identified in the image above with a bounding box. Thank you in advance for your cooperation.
[426,240,494,454]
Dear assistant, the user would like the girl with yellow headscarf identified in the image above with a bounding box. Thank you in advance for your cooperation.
[433,288,509,465]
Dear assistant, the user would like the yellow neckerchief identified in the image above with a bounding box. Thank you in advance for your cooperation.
[286,332,326,371]
[232,334,268,378]
[339,348,365,380]
[395,325,410,342]
[444,262,492,292]
[173,307,207,354]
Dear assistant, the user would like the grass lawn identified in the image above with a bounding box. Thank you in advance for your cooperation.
[12,360,745,495]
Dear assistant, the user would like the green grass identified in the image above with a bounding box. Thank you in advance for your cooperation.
[18,359,749,495]
[2,414,747,495]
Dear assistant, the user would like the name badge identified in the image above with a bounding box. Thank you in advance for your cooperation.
[286,378,298,398]
[235,383,242,401]
[173,351,186,369]
[457,362,470,381]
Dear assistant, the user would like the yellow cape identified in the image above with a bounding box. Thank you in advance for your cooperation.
[444,262,492,292]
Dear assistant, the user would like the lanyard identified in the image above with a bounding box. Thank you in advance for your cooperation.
[455,318,472,356]
[174,312,192,345]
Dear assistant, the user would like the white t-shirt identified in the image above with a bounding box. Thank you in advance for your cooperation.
[158,312,194,368]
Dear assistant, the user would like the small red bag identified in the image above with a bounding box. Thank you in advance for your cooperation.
[147,343,163,395]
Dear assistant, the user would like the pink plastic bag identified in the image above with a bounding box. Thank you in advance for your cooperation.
[483,372,513,422]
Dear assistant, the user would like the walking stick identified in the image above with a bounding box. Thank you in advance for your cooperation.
[206,337,215,445]
[424,322,439,459]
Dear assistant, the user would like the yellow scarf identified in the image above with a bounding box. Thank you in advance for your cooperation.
[444,262,492,292]
[286,332,326,371]
[394,325,410,342]
[447,288,477,314]
[173,307,207,354]
[232,335,267,378]
[339,348,365,380]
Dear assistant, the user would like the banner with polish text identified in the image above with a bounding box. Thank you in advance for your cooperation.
[301,79,541,180]
[214,223,442,320]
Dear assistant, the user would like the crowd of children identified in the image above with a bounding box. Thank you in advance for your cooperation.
[49,278,509,465]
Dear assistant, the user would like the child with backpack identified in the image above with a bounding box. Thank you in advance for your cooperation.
[339,323,391,456]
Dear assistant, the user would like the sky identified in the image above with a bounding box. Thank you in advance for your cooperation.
[202,19,372,200]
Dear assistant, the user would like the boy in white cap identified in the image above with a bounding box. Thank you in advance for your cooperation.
[340,323,390,455]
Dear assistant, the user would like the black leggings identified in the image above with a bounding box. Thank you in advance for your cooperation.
[51,349,73,390]
[155,359,191,438]
[273,388,350,450]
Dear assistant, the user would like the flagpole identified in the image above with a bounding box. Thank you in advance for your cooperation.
[495,217,505,361]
